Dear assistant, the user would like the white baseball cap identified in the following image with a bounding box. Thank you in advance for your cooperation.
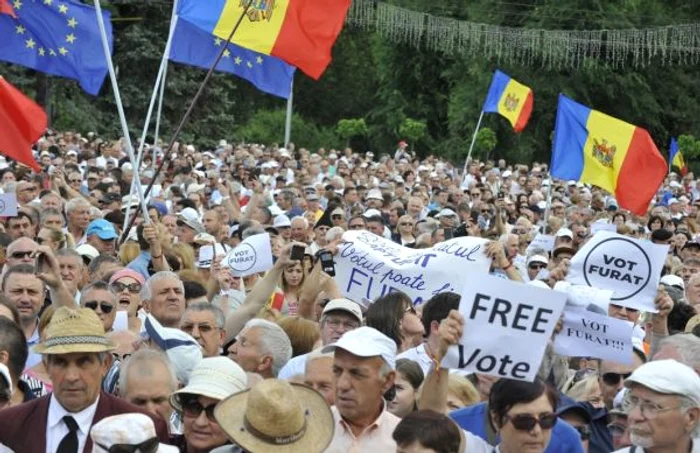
[437,208,457,218]
[556,228,574,239]
[660,274,685,290]
[528,254,549,266]
[273,214,292,228]
[322,298,363,324]
[366,189,383,201]
[170,357,247,412]
[625,360,700,405]
[91,413,178,453]
[362,209,382,218]
[322,326,397,370]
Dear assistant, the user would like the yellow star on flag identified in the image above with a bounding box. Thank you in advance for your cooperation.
[15,25,25,34]
[234,56,242,65]
[256,56,263,64]
[44,0,53,4]
[59,47,68,55]
[12,0,21,10]
[246,61,253,68]
[67,17,77,28]
[26,38,35,49]
[49,49,57,56]
[38,48,46,56]
[58,3,68,14]
[214,38,222,46]
[66,33,76,44]
[223,49,231,58]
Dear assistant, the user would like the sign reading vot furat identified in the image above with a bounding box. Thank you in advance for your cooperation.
[567,231,668,312]
[224,233,273,277]
[554,308,634,364]
[441,274,566,382]
[335,231,491,306]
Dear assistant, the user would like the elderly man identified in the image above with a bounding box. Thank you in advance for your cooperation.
[65,198,91,245]
[80,281,117,333]
[279,298,363,379]
[142,271,186,328]
[614,360,700,452]
[57,248,86,302]
[290,217,309,243]
[0,307,169,452]
[229,318,292,379]
[5,237,38,268]
[180,302,225,358]
[323,326,400,451]
[653,334,700,374]
[304,350,335,406]
[85,219,118,256]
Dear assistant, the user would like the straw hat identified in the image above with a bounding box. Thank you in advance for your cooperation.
[214,379,334,453]
[33,307,115,354]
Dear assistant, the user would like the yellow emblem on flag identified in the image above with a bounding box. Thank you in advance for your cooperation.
[215,0,289,54]
[591,139,617,168]
[503,93,520,112]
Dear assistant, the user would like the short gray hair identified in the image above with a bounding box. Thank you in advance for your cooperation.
[119,349,178,395]
[80,281,117,305]
[326,226,345,243]
[679,395,700,437]
[140,271,183,301]
[57,248,84,270]
[65,197,91,216]
[659,334,700,371]
[184,302,225,329]
[241,319,292,377]
[304,349,333,374]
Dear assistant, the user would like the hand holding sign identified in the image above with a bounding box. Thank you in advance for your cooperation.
[224,233,274,277]
[437,310,464,361]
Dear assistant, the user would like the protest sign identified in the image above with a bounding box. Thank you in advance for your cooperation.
[335,231,491,306]
[0,193,18,217]
[553,281,612,314]
[554,308,634,364]
[591,222,617,235]
[441,274,566,381]
[526,233,555,254]
[567,231,668,312]
[224,233,273,277]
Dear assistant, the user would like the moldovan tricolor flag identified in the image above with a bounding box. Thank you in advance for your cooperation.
[0,77,44,172]
[550,94,666,215]
[177,0,351,80]
[670,138,689,176]
[482,70,534,132]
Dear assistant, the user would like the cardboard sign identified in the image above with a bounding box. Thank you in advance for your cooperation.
[567,231,668,312]
[441,274,566,381]
[526,234,555,254]
[0,193,18,217]
[335,231,491,306]
[554,308,634,364]
[224,233,273,277]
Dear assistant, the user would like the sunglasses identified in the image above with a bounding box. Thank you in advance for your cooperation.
[84,301,115,314]
[504,413,558,431]
[601,372,632,386]
[528,264,547,270]
[181,323,216,334]
[10,251,33,260]
[331,215,344,220]
[95,437,159,453]
[181,399,217,422]
[110,282,142,294]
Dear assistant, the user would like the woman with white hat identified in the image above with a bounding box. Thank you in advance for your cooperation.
[170,357,248,453]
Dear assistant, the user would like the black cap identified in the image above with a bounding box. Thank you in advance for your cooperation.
[102,192,121,203]
[556,402,592,423]
[651,228,673,242]
[683,241,700,250]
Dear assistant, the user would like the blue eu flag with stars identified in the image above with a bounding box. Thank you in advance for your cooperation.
[0,0,112,96]
[169,18,295,99]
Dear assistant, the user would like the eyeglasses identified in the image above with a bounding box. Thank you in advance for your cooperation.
[181,323,217,334]
[96,437,159,453]
[181,398,217,422]
[622,393,681,420]
[601,372,632,386]
[110,282,142,294]
[504,413,558,431]
[10,251,33,260]
[84,301,115,314]
[112,352,132,361]
[325,317,360,330]
[573,425,591,441]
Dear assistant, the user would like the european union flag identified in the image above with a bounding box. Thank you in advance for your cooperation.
[0,0,112,96]
[169,18,295,99]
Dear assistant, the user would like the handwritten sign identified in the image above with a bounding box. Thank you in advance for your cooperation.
[567,231,668,312]
[442,274,566,381]
[0,193,18,217]
[335,231,491,306]
[224,233,273,277]
[554,308,634,364]
[526,234,555,254]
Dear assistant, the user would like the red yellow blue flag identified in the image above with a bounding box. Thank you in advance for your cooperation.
[177,0,351,80]
[670,138,688,176]
[551,94,667,215]
[482,70,533,132]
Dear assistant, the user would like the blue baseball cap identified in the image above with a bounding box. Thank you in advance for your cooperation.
[86,219,118,241]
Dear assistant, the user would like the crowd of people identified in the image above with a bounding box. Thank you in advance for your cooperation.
[0,131,698,452]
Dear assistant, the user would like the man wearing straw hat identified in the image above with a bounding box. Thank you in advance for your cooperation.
[0,307,169,453]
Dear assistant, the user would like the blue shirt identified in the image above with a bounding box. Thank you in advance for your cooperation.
[450,402,584,453]
[127,250,151,280]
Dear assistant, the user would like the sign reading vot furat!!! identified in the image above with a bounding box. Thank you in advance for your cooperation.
[566,231,668,312]
[334,231,491,306]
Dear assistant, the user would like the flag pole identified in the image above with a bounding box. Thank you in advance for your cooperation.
[463,110,485,176]
[284,77,294,147]
[92,0,151,225]
[543,174,553,230]
[118,0,254,245]
[154,16,177,170]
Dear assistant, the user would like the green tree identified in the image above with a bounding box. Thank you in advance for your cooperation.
[336,118,368,146]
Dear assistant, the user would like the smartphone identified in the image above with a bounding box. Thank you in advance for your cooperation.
[318,250,336,277]
[444,228,453,240]
[35,252,48,274]
[290,245,305,262]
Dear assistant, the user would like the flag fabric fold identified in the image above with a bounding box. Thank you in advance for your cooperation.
[0,77,45,172]
[169,18,295,99]
[550,94,667,215]
[0,0,112,95]
[482,70,534,132]
[669,138,689,176]
[177,0,351,80]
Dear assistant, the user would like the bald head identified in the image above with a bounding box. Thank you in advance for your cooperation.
[6,238,39,267]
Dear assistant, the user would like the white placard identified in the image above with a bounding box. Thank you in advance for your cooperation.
[527,234,555,254]
[553,281,612,314]
[441,274,566,381]
[0,193,18,217]
[335,231,491,306]
[224,233,273,277]
[591,222,617,235]
[554,308,634,364]
[112,310,129,332]
[567,231,668,312]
